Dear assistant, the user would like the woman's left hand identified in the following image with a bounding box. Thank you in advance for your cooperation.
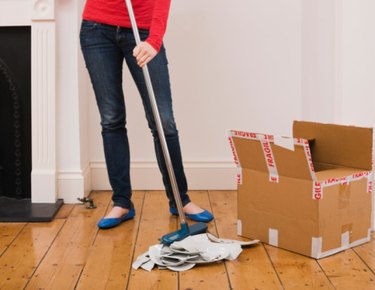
[133,42,157,67]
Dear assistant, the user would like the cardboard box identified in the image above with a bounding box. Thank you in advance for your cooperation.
[228,121,373,258]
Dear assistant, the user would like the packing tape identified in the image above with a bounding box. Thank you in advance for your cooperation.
[229,130,274,142]
[313,181,323,200]
[228,130,279,183]
[228,134,242,184]
[301,139,316,180]
[230,130,308,149]
[341,231,350,249]
[236,168,242,185]
[367,172,374,193]
[274,136,295,151]
[268,228,278,247]
[237,219,242,236]
[338,184,350,209]
[321,176,349,187]
[295,137,306,145]
[313,171,372,200]
[260,137,279,183]
[311,237,323,258]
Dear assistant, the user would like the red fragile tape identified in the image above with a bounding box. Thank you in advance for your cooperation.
[228,130,279,183]
[228,135,242,184]
[260,137,279,183]
[301,139,316,180]
[367,174,373,193]
[313,181,323,200]
[312,171,373,200]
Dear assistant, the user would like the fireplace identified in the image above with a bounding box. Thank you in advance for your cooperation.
[0,26,32,200]
[0,0,63,221]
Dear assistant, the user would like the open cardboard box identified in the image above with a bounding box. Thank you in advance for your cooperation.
[228,121,373,258]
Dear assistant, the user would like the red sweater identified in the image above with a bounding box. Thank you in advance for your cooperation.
[82,0,171,52]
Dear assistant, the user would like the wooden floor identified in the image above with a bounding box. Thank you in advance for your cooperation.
[1,191,375,290]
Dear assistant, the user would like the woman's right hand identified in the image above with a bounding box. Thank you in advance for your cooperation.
[133,42,157,67]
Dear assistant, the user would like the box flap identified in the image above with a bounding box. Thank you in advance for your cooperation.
[271,139,314,180]
[231,136,268,174]
[231,134,313,180]
[293,121,373,170]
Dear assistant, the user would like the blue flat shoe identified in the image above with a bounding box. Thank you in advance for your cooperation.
[98,207,135,229]
[169,207,214,223]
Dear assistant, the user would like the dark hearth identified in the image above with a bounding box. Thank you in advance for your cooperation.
[0,197,64,222]
[0,26,63,221]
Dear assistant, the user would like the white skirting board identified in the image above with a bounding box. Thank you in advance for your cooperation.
[90,161,237,190]
[57,164,91,203]
[56,161,236,204]
[58,161,375,232]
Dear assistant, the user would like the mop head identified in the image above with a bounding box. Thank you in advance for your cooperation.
[132,233,259,272]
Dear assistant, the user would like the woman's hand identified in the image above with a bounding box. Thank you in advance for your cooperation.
[133,42,157,67]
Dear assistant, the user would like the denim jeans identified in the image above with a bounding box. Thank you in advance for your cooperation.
[80,20,191,210]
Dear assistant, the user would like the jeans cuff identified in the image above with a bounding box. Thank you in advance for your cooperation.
[113,200,133,210]
[169,195,191,209]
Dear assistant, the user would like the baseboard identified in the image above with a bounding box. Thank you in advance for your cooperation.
[57,163,91,203]
[31,169,57,203]
[90,160,237,191]
[57,161,375,231]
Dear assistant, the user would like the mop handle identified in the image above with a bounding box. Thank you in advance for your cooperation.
[125,0,187,224]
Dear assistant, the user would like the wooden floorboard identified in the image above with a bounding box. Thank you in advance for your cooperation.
[179,191,230,290]
[318,249,375,290]
[1,190,375,289]
[25,191,111,290]
[352,232,375,274]
[76,191,145,290]
[54,204,75,220]
[265,244,335,289]
[127,190,178,290]
[0,220,64,289]
[209,190,284,290]
[0,223,25,256]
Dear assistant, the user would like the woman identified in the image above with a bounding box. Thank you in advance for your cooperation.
[80,0,214,228]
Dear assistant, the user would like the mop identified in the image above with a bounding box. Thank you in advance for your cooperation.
[125,0,208,245]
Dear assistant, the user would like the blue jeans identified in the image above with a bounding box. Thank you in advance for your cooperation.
[80,20,190,210]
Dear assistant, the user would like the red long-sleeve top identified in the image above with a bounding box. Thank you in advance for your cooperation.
[82,0,171,52]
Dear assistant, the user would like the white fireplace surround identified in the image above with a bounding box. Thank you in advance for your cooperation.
[0,0,91,203]
[0,0,57,203]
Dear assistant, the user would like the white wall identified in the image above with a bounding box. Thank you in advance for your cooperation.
[301,0,375,127]
[55,0,375,204]
[301,0,336,122]
[89,0,304,190]
[168,0,302,152]
[339,0,375,126]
